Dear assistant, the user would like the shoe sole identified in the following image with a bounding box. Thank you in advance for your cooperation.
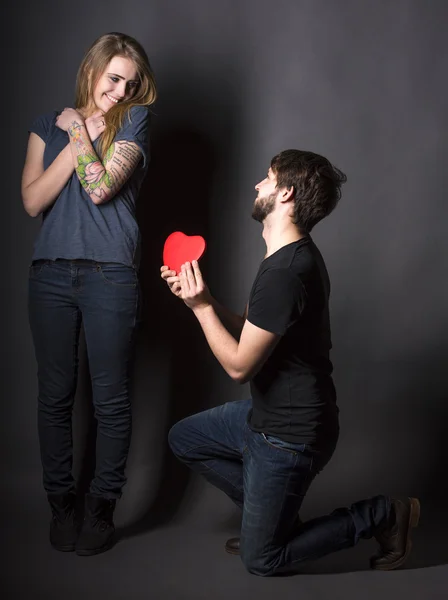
[372,497,421,571]
[51,544,76,552]
[75,539,115,557]
[225,545,240,556]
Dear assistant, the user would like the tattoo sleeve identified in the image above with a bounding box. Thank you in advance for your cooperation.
[68,120,142,204]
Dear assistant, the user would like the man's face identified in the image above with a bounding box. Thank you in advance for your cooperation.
[252,167,278,223]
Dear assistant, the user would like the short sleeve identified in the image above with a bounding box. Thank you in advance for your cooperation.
[114,105,150,169]
[247,268,305,336]
[29,112,56,143]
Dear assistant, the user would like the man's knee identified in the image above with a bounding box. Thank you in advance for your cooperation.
[240,545,279,577]
[168,418,192,457]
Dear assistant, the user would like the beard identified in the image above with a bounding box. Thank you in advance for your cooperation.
[251,192,276,223]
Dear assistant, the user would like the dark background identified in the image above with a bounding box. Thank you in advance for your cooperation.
[2,1,447,598]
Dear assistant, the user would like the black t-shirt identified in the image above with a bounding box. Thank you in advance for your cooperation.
[247,236,339,447]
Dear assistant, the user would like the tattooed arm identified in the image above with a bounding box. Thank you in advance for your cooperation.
[72,132,141,205]
[59,109,141,205]
[22,110,107,217]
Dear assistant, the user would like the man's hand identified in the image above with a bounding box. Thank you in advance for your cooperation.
[85,111,106,142]
[161,265,182,297]
[161,261,212,311]
[56,108,84,132]
[179,261,212,311]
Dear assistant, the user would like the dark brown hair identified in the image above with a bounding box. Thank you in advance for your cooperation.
[271,149,347,232]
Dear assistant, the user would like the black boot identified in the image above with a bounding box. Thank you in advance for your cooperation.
[370,497,420,570]
[47,491,79,552]
[75,494,116,556]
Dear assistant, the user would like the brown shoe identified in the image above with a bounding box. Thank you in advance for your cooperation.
[225,516,303,555]
[370,497,420,571]
[225,537,241,555]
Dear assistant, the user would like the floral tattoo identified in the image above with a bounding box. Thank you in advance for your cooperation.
[76,155,114,198]
[68,120,141,201]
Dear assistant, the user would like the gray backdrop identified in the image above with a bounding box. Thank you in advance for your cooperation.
[2,1,448,598]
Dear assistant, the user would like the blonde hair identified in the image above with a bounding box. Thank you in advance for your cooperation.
[75,32,157,158]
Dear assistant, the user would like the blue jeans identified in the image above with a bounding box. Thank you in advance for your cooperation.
[168,399,391,576]
[28,259,140,499]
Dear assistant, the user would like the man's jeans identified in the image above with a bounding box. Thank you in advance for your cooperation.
[168,399,391,576]
[28,259,140,499]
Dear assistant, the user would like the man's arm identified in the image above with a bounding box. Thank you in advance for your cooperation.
[193,304,279,383]
[210,299,248,340]
[178,261,280,383]
[161,265,247,339]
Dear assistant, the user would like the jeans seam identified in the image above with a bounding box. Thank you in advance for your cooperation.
[177,442,235,460]
[89,282,138,497]
[268,452,299,552]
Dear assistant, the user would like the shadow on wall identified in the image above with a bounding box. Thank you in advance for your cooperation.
[67,56,242,532]
[116,65,242,537]
[70,124,217,523]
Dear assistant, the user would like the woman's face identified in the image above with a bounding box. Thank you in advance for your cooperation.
[92,55,139,113]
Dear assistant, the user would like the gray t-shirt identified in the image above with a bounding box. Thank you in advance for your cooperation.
[29,105,150,268]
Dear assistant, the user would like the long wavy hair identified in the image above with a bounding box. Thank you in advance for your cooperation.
[75,32,157,158]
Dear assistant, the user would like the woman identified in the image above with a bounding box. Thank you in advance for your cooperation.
[21,32,156,556]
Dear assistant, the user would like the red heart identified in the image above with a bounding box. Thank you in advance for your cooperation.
[163,231,206,274]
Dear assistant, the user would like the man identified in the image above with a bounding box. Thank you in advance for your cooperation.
[161,149,419,576]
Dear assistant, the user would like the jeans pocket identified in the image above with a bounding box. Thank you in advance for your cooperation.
[97,264,137,287]
[260,433,306,455]
[29,262,48,279]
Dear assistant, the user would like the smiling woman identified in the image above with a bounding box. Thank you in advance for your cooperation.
[75,35,156,159]
[93,56,140,112]
[21,32,157,558]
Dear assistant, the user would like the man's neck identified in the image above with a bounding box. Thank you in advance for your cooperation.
[261,220,306,258]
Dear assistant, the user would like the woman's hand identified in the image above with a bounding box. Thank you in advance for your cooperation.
[85,111,106,142]
[56,108,84,132]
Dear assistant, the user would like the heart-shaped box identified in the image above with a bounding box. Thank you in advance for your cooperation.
[163,231,206,274]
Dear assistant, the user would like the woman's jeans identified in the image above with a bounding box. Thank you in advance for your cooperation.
[28,259,140,500]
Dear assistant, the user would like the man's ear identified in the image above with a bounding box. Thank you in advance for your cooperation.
[279,185,294,203]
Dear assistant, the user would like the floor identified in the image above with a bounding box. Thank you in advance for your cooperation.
[2,472,447,600]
